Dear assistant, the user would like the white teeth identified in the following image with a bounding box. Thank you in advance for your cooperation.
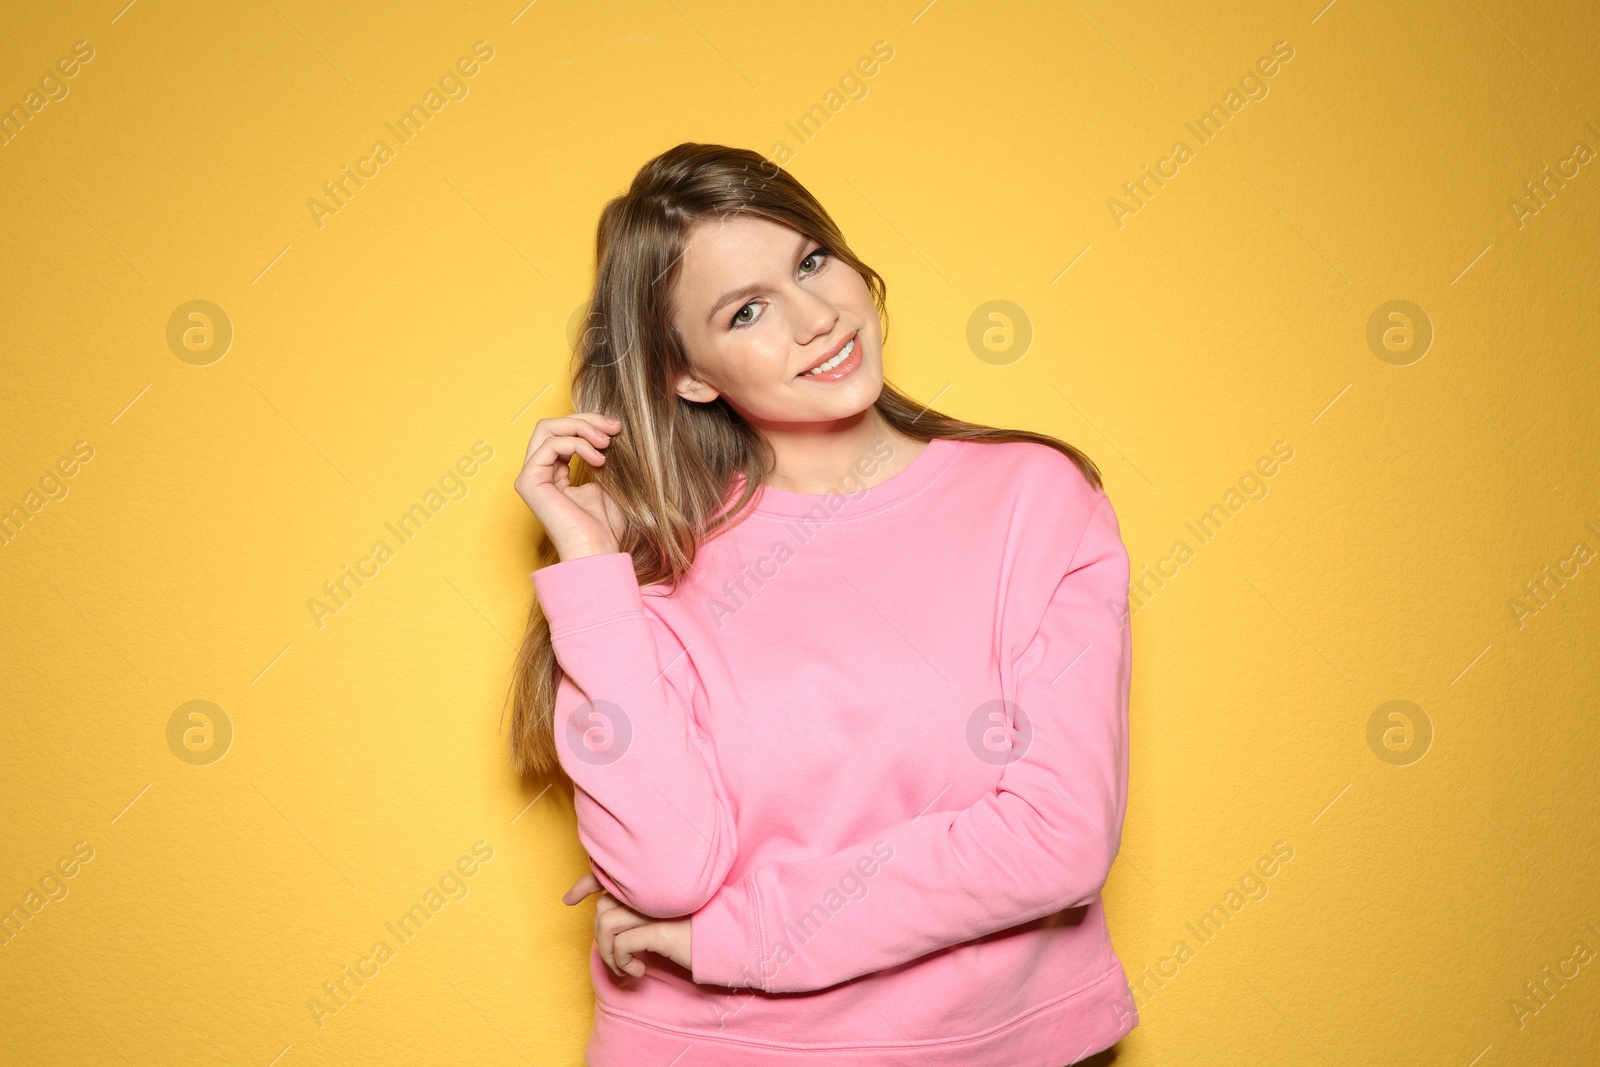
[804,337,855,376]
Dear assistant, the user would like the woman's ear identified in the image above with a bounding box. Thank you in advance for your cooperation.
[674,371,720,404]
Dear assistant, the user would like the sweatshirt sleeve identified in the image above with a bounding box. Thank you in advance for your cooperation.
[688,493,1132,993]
[532,551,739,919]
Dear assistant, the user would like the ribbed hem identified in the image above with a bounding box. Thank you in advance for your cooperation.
[530,551,643,633]
[585,962,1139,1066]
[689,873,762,989]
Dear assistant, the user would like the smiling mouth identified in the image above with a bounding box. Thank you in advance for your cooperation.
[797,333,858,377]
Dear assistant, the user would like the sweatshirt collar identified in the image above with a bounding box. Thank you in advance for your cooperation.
[728,437,959,520]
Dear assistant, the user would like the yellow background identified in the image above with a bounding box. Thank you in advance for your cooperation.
[3,0,1597,1064]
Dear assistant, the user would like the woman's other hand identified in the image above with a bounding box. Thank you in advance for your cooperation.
[563,868,692,978]
[514,412,627,561]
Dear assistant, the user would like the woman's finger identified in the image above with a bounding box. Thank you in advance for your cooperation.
[522,413,622,467]
[595,898,653,979]
[562,870,604,905]
[595,895,630,973]
[528,433,609,474]
[612,926,651,978]
[595,911,628,978]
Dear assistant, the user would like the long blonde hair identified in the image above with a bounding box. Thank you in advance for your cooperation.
[505,142,1102,778]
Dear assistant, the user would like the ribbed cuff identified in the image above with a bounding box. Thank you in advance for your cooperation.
[530,552,644,633]
[690,876,763,990]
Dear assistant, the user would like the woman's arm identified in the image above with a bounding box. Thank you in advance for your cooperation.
[687,494,1132,993]
[535,551,739,918]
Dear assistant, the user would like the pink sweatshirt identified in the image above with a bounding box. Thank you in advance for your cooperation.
[532,436,1138,1066]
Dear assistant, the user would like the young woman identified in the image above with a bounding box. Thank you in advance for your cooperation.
[508,142,1138,1066]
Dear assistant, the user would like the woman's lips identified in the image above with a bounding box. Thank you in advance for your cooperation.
[796,334,862,381]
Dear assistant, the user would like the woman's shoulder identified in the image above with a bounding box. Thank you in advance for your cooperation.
[956,437,1107,515]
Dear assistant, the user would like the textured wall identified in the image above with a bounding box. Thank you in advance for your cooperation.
[2,1,1597,1064]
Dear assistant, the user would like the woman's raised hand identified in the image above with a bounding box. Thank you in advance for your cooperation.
[514,412,626,562]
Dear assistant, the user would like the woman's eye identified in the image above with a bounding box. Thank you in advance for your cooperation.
[728,249,831,329]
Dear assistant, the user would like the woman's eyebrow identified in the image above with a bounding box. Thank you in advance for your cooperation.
[705,234,814,324]
[707,282,766,323]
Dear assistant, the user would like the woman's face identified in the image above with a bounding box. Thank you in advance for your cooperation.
[667,214,883,430]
